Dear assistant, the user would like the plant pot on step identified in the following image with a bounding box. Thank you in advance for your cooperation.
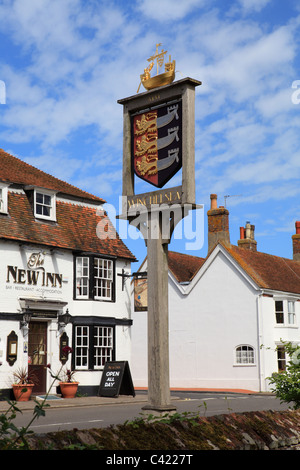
[59,382,79,398]
[12,383,35,401]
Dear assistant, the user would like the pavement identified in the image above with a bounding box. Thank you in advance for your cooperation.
[0,388,265,413]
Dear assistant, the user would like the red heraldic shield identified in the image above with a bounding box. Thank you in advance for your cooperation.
[132,100,182,188]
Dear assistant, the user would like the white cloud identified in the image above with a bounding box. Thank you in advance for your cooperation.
[236,0,271,13]
[137,0,204,22]
[1,0,300,255]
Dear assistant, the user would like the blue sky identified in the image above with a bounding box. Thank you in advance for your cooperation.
[1,0,300,268]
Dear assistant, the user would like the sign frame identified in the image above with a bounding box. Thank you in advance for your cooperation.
[98,361,135,398]
[118,77,201,218]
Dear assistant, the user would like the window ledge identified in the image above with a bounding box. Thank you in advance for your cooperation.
[233,364,256,367]
[274,325,298,329]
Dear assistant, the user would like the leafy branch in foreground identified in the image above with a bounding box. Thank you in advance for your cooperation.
[0,346,73,449]
[267,341,300,410]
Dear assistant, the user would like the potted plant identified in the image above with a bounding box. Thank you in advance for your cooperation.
[46,347,79,399]
[11,367,37,402]
[58,368,79,399]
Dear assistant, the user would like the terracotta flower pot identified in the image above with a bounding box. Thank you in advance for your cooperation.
[59,382,79,398]
[12,383,35,401]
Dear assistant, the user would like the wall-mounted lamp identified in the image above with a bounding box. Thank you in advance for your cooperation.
[20,309,32,330]
[58,309,72,329]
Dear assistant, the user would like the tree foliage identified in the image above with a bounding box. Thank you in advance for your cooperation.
[268,341,300,409]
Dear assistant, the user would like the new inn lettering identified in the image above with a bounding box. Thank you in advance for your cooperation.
[6,265,63,288]
[6,266,62,288]
[6,251,63,289]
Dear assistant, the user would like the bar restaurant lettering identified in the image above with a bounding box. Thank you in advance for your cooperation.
[6,252,63,288]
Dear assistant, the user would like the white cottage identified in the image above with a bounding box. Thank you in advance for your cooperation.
[0,149,135,398]
[131,194,300,392]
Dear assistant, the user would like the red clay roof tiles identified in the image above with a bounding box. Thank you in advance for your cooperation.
[0,149,105,203]
[227,244,300,295]
[168,251,205,283]
[1,192,135,260]
[168,243,300,295]
[0,150,135,260]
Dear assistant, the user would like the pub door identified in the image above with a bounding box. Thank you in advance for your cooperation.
[28,321,47,394]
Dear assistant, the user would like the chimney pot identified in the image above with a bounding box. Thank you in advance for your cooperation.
[238,221,257,251]
[207,194,230,253]
[210,194,218,210]
[292,221,300,261]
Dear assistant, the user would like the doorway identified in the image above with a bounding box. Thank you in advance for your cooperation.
[28,321,47,394]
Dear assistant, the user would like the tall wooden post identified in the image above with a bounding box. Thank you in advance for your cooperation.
[118,76,201,414]
[143,211,175,411]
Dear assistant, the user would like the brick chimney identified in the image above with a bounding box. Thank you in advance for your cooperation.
[292,221,300,261]
[238,221,257,251]
[207,194,230,254]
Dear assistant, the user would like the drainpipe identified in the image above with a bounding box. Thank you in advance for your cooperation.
[256,293,265,392]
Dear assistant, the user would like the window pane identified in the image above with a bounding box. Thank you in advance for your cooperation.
[44,194,51,206]
[75,326,89,369]
[35,192,52,218]
[94,258,113,299]
[36,192,44,203]
[277,347,286,372]
[93,326,113,368]
[236,345,254,364]
[275,301,284,324]
[288,301,295,324]
[76,257,89,298]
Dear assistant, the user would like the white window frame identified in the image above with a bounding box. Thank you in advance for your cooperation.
[275,300,284,324]
[34,188,56,221]
[75,325,114,370]
[93,326,114,369]
[0,183,8,214]
[274,299,297,327]
[75,255,114,301]
[94,258,113,300]
[234,345,255,365]
[276,345,286,372]
[75,326,89,370]
[288,301,296,325]
[76,257,90,299]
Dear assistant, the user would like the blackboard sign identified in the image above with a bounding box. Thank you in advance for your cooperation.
[98,361,135,397]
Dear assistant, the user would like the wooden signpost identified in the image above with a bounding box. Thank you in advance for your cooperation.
[118,45,201,414]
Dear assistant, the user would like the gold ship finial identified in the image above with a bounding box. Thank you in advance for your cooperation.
[137,44,176,93]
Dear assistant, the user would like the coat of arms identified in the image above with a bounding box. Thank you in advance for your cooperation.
[132,100,182,188]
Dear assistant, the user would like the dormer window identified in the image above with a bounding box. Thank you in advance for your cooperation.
[0,183,8,214]
[34,189,56,221]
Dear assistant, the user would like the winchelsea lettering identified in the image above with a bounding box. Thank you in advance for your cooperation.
[126,186,182,210]
[6,265,63,288]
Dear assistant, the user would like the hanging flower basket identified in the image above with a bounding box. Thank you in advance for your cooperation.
[59,381,79,399]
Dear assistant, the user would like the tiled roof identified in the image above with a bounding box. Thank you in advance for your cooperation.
[0,149,105,203]
[169,243,300,295]
[0,192,135,260]
[227,244,300,295]
[168,251,205,283]
[143,239,300,294]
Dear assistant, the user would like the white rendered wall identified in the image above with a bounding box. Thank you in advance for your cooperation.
[131,250,262,391]
[0,241,132,392]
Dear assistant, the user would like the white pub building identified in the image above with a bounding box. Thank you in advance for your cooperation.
[0,149,135,398]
